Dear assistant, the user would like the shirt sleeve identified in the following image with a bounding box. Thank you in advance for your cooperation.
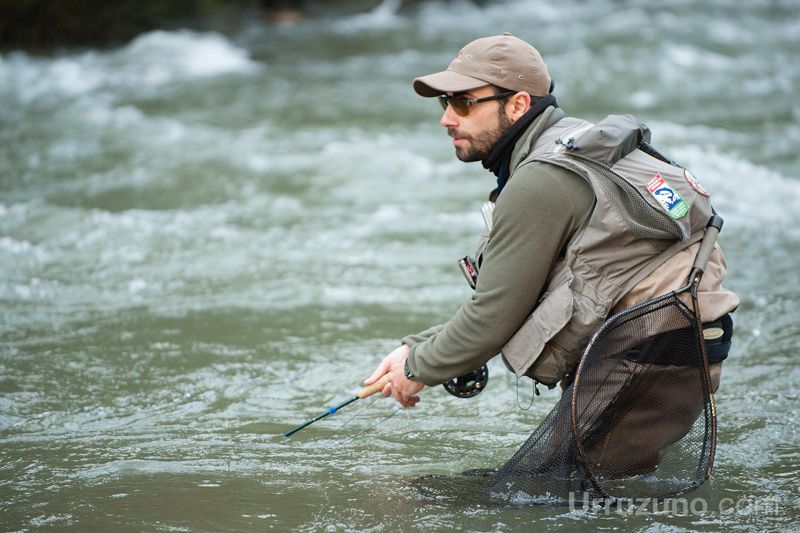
[401,325,444,347]
[405,162,594,385]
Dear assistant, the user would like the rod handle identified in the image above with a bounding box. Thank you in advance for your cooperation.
[358,375,390,399]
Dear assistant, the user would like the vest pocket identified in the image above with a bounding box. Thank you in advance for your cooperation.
[501,275,575,382]
[501,273,613,387]
[539,285,611,384]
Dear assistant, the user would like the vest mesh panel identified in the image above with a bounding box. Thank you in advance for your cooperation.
[575,156,684,249]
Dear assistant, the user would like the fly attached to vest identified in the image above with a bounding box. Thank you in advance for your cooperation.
[484,114,714,386]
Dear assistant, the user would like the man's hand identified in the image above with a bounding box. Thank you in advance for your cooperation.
[364,344,424,408]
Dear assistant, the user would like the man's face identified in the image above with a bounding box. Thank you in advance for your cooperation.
[440,85,513,162]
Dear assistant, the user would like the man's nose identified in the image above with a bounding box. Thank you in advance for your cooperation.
[439,104,458,128]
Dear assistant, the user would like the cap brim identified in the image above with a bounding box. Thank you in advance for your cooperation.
[413,69,489,97]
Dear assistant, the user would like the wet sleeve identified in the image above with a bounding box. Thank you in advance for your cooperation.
[405,163,593,385]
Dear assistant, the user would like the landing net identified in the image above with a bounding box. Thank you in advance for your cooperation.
[478,290,716,503]
[415,289,716,505]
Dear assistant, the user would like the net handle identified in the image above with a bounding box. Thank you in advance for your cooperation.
[688,214,723,479]
[685,214,724,294]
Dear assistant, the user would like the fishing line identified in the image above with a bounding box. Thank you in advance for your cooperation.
[331,394,380,434]
[336,406,403,446]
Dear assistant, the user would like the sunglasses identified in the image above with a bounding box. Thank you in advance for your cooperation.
[438,91,516,116]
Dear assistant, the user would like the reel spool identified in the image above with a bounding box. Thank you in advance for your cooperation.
[443,364,489,398]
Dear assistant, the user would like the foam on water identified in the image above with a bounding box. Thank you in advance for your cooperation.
[331,0,406,33]
[0,30,258,105]
[1,129,797,320]
[119,30,259,82]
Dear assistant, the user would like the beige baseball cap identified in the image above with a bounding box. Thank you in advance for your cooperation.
[413,33,551,97]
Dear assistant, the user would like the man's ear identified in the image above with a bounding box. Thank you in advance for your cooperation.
[507,92,532,123]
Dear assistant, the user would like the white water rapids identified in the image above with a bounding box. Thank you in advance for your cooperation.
[1,1,798,530]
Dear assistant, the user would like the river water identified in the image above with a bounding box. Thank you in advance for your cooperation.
[1,0,798,531]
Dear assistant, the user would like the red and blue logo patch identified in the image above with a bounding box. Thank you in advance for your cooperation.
[646,173,689,219]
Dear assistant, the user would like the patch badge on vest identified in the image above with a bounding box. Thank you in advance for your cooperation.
[683,169,710,197]
[646,173,689,219]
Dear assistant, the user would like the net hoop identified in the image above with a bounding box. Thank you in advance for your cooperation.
[569,285,717,500]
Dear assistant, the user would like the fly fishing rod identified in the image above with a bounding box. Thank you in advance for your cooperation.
[283,364,489,438]
[283,375,390,437]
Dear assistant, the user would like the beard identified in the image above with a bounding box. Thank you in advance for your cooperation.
[450,106,513,162]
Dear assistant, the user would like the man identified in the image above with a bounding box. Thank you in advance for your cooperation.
[364,33,736,414]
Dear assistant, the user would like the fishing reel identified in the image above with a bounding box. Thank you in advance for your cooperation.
[442,364,489,398]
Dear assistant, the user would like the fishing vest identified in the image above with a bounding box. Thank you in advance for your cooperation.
[477,113,734,386]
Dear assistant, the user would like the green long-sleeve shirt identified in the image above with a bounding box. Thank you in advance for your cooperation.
[402,116,594,386]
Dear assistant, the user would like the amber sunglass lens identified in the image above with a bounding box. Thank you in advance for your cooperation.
[451,99,469,116]
[439,96,470,116]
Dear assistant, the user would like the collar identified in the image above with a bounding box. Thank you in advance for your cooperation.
[482,95,558,194]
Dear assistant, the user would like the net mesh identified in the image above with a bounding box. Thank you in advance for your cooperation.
[416,291,716,505]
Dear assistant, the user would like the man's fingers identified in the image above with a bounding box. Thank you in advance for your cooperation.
[405,395,420,407]
[394,390,421,408]
[399,396,420,409]
[363,360,389,385]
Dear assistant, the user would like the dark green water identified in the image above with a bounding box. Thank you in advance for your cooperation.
[1,0,798,531]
